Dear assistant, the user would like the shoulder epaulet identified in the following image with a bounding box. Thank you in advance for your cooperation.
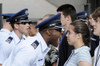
[5,36,13,44]
[31,40,39,49]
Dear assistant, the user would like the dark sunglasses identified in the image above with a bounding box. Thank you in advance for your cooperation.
[16,22,32,25]
[49,28,62,32]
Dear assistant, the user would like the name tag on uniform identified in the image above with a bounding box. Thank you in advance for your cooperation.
[31,40,39,49]
[5,36,13,44]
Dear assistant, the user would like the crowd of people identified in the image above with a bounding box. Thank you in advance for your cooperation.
[0,3,100,66]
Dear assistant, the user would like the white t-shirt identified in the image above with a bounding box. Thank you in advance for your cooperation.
[64,46,92,66]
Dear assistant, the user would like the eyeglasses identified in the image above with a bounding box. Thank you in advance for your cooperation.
[49,28,62,32]
[16,22,32,25]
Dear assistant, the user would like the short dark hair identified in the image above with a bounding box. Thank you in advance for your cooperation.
[92,7,100,22]
[57,4,76,21]
[10,20,17,29]
[70,20,90,46]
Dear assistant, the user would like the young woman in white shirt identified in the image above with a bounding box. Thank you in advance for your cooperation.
[64,20,92,66]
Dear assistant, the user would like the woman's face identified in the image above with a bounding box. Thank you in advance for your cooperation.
[66,25,78,46]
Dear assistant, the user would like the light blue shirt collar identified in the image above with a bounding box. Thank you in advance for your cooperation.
[10,31,25,45]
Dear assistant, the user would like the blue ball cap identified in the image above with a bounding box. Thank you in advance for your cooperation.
[6,8,29,22]
[76,11,88,22]
[35,13,63,30]
[1,13,15,19]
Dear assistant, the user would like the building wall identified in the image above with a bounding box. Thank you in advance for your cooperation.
[1,0,86,18]
[47,0,87,13]
[1,0,57,18]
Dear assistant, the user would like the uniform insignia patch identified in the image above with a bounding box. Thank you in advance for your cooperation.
[31,40,39,49]
[5,36,13,44]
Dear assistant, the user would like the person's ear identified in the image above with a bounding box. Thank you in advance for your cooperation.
[77,33,82,39]
[14,24,19,29]
[66,15,71,21]
[46,29,52,36]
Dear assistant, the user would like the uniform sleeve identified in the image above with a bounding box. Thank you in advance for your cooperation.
[11,46,37,66]
[0,36,14,64]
